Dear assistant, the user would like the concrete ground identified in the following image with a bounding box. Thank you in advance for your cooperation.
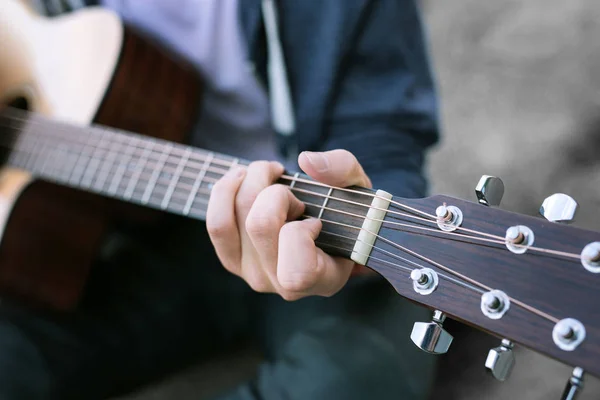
[424,0,600,398]
[118,0,600,399]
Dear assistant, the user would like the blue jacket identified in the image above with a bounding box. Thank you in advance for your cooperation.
[38,0,440,198]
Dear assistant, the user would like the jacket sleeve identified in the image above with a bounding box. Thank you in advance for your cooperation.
[318,0,440,199]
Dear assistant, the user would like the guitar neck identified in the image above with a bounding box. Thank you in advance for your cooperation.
[0,108,373,259]
[5,110,241,220]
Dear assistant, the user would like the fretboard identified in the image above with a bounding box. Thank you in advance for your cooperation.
[3,110,239,220]
[0,109,375,260]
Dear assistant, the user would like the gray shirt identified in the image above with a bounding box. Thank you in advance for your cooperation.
[101,0,284,163]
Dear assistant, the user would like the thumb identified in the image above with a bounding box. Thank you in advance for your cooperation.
[298,149,372,188]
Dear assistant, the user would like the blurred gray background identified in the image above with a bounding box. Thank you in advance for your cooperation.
[117,0,600,398]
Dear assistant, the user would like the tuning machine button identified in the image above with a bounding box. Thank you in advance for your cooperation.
[475,175,504,207]
[540,193,578,223]
[485,339,515,381]
[561,367,585,400]
[410,310,453,355]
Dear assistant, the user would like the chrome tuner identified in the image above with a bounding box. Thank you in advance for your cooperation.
[485,339,515,381]
[561,367,585,400]
[540,193,578,223]
[410,310,453,355]
[475,175,504,207]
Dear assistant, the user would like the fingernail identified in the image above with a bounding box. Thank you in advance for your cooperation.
[231,167,246,179]
[271,161,285,173]
[303,151,329,173]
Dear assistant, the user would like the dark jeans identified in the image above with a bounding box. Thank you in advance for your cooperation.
[0,217,437,400]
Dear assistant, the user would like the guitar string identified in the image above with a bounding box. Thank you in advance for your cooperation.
[0,117,566,324]
[2,110,588,258]
[302,201,525,248]
[0,112,586,260]
[0,123,586,262]
[2,127,587,262]
[0,110,436,217]
[170,194,562,326]
[316,229,485,294]
[0,111,550,243]
[0,116,502,238]
[4,134,585,262]
[180,200,566,325]
[10,116,587,259]
[315,217,561,324]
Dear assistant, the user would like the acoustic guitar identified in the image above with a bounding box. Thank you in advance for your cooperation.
[1,1,599,398]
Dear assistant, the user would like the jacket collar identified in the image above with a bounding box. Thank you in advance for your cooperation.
[238,0,264,61]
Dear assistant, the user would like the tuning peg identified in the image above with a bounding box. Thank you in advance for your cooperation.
[475,175,504,207]
[410,310,453,355]
[540,193,578,223]
[485,339,515,381]
[561,367,585,400]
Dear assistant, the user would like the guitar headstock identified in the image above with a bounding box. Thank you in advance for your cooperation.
[365,175,600,392]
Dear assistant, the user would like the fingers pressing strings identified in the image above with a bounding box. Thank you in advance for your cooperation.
[0,110,569,323]
[0,110,584,260]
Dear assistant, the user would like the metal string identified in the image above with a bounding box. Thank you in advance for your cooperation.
[0,112,586,260]
[0,111,567,324]
[316,217,561,324]
[317,229,485,294]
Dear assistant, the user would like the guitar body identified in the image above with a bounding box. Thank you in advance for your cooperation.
[0,0,202,310]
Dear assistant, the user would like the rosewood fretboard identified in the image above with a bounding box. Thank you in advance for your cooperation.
[0,108,374,260]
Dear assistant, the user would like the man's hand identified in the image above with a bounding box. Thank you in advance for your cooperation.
[206,149,372,301]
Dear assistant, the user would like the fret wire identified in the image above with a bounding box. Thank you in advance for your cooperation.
[2,112,434,226]
[92,130,125,192]
[141,143,172,205]
[0,133,580,260]
[1,128,584,272]
[124,139,156,200]
[35,139,54,176]
[16,134,581,270]
[161,147,191,209]
[317,187,333,220]
[43,122,79,183]
[0,112,585,260]
[289,172,300,189]
[9,135,28,169]
[184,152,214,215]
[0,113,241,175]
[66,127,97,185]
[8,125,226,201]
[15,121,44,171]
[0,115,584,325]
[79,128,110,189]
[27,123,59,176]
[66,128,102,185]
[107,134,139,196]
[4,114,414,225]
[99,130,141,193]
[18,125,39,170]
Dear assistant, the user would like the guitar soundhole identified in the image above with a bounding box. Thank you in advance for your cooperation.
[0,96,29,165]
[6,96,29,110]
